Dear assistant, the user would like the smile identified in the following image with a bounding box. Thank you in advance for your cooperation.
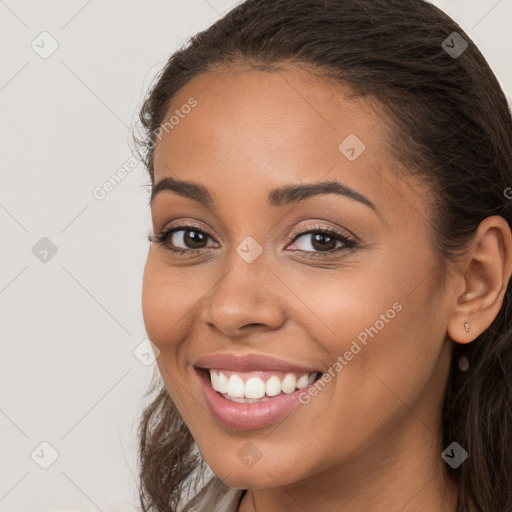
[193,353,324,429]
[209,369,319,403]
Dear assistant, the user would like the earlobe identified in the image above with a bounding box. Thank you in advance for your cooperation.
[447,216,512,345]
[447,318,478,345]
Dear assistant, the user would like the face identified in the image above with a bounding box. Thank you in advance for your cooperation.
[142,63,455,490]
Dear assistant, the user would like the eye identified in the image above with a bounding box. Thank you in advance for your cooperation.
[149,224,219,254]
[286,226,356,254]
[148,223,357,257]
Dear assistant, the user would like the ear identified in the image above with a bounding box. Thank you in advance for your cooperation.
[447,215,512,344]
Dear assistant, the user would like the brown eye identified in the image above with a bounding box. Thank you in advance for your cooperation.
[150,224,219,254]
[309,233,338,251]
[169,228,213,249]
[287,229,354,253]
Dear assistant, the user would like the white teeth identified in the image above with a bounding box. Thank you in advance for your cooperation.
[217,371,229,393]
[210,369,220,391]
[208,370,319,400]
[281,374,297,394]
[265,375,282,397]
[297,374,310,389]
[244,377,266,399]
[225,395,271,403]
[227,374,245,398]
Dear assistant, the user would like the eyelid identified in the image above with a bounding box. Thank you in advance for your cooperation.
[161,220,220,244]
[286,222,355,245]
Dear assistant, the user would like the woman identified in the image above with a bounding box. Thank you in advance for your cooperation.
[135,0,512,510]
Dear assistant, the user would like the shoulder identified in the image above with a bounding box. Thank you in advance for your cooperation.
[180,475,245,512]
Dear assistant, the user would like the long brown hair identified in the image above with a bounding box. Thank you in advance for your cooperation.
[134,1,512,510]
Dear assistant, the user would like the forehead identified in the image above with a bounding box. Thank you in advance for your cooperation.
[154,63,380,171]
[152,63,427,222]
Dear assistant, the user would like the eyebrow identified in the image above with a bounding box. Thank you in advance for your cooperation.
[150,176,377,212]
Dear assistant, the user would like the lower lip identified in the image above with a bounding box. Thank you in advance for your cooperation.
[196,368,317,430]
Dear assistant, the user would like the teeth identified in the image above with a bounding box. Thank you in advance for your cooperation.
[227,374,245,398]
[217,371,229,393]
[210,369,220,390]
[265,375,281,397]
[208,370,319,400]
[281,374,296,394]
[297,374,310,389]
[224,395,271,403]
[245,377,266,399]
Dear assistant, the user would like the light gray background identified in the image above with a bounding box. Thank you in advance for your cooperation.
[1,1,511,511]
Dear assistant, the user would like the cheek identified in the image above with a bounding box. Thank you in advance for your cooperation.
[322,272,446,424]
[141,256,168,344]
[141,253,204,347]
[141,256,197,413]
[276,258,401,351]
[282,253,445,411]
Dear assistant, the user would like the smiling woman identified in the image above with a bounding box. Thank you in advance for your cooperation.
[134,1,512,511]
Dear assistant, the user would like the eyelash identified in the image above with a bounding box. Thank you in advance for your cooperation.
[148,223,357,258]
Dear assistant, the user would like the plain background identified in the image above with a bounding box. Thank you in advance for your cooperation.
[1,1,511,510]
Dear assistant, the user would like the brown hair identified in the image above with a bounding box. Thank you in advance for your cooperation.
[135,1,512,510]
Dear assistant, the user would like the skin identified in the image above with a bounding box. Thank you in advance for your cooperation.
[141,63,512,512]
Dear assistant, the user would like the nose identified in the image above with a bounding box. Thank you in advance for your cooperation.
[200,252,286,338]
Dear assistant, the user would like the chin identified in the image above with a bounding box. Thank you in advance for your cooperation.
[204,451,308,490]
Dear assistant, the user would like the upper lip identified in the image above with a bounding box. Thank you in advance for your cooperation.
[193,353,321,373]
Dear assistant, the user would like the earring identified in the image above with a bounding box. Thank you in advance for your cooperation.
[458,355,469,372]
[464,322,470,333]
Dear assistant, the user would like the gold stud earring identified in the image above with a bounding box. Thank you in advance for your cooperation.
[464,322,470,333]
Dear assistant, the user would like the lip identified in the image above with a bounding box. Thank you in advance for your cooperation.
[193,353,321,373]
[196,367,320,430]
